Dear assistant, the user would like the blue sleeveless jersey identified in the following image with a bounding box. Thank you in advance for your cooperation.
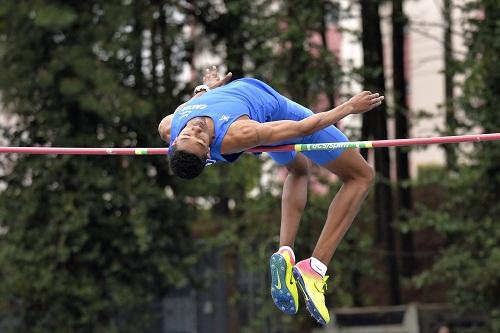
[169,78,349,165]
[170,78,287,163]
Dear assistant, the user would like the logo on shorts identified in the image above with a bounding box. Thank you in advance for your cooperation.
[219,115,230,122]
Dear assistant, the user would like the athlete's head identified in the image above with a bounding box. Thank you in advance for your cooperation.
[168,118,211,180]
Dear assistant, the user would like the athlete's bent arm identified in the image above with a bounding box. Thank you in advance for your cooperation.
[158,114,173,142]
[158,68,232,142]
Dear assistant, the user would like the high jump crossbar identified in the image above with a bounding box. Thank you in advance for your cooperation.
[0,133,499,155]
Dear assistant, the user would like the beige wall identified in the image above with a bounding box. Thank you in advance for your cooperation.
[339,0,466,177]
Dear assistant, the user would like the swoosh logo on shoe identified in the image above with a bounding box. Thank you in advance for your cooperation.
[275,270,282,289]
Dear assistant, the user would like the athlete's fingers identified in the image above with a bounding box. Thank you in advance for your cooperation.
[203,68,211,82]
[368,94,383,102]
[203,65,220,84]
[219,72,232,85]
[204,67,215,78]
[210,72,232,88]
[370,96,384,104]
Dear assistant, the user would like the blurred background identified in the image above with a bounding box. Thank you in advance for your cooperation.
[0,1,499,332]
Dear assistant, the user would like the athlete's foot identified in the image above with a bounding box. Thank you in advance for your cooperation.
[293,259,330,325]
[270,248,299,315]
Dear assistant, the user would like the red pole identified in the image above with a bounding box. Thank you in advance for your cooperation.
[370,133,500,148]
[0,147,169,155]
[0,133,498,155]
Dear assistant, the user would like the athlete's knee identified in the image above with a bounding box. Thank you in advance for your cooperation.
[340,160,374,188]
[358,163,375,188]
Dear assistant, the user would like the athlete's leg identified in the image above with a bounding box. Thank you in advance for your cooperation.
[267,152,309,315]
[279,153,310,247]
[312,149,374,264]
[292,149,373,325]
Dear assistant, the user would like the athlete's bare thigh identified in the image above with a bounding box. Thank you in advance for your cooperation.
[320,149,374,182]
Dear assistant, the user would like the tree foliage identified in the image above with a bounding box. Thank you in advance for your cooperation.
[0,1,194,331]
[4,0,499,332]
[408,1,500,331]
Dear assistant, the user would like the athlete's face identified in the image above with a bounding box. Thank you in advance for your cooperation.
[174,118,211,158]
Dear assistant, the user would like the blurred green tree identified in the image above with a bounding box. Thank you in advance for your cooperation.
[408,1,500,331]
[0,0,415,332]
[0,1,196,332]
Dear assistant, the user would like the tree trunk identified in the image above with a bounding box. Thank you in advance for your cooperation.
[283,2,310,104]
[151,3,160,110]
[392,0,415,278]
[360,0,401,305]
[133,1,144,94]
[320,1,337,108]
[443,0,457,170]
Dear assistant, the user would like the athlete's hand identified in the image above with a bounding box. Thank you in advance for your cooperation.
[203,65,232,89]
[346,91,385,114]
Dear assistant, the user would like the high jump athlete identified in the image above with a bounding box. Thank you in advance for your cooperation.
[158,66,382,325]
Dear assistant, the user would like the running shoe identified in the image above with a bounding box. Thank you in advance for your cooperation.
[270,249,299,315]
[293,259,330,325]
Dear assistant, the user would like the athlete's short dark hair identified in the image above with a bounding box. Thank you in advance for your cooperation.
[169,146,207,180]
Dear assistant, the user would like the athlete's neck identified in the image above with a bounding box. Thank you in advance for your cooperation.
[189,116,215,144]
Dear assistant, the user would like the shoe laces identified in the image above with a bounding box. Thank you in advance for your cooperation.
[314,275,329,294]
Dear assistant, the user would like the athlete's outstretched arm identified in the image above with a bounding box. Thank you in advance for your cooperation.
[225,91,383,151]
[260,92,383,144]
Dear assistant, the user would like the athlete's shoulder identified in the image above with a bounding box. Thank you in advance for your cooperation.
[222,119,262,153]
